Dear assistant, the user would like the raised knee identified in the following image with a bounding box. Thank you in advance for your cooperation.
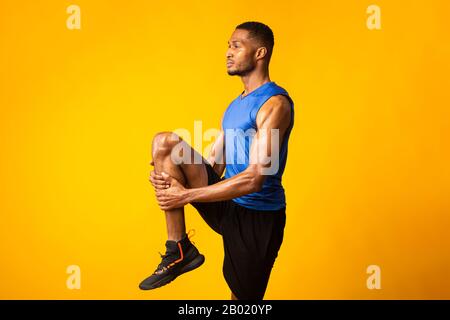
[152,131,182,158]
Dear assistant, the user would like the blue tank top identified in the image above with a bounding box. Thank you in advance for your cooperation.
[222,81,294,210]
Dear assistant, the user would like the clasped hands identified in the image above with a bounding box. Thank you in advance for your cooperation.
[149,170,190,211]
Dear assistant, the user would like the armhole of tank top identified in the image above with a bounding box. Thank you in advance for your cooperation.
[252,93,293,129]
[286,95,294,130]
[253,93,294,155]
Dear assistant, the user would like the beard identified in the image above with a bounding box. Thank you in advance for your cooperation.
[227,62,255,76]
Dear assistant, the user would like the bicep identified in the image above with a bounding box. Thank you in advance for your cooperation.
[248,96,292,169]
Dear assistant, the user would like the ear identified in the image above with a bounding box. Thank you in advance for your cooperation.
[255,47,268,61]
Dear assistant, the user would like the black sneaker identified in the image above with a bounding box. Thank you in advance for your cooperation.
[139,233,205,290]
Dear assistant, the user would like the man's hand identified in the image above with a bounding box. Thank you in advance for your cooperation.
[149,170,170,190]
[154,172,190,211]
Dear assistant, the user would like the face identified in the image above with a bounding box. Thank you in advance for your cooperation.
[226,29,258,76]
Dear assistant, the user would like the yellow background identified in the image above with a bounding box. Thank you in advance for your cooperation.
[1,0,449,299]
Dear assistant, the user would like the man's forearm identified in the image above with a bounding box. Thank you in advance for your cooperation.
[187,170,262,203]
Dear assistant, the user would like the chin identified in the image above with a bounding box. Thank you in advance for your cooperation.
[227,69,241,76]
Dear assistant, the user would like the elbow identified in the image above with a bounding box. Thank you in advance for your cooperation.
[251,184,263,194]
[248,174,265,193]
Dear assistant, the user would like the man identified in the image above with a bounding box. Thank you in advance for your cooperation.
[139,21,294,300]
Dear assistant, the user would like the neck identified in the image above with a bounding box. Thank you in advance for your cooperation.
[240,68,271,96]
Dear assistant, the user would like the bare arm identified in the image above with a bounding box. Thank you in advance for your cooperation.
[155,95,292,210]
[207,129,226,178]
[185,95,292,203]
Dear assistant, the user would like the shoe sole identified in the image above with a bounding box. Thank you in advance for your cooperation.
[139,254,205,290]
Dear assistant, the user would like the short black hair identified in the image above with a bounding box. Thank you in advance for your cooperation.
[236,21,274,61]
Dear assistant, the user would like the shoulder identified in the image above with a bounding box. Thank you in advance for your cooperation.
[257,95,291,120]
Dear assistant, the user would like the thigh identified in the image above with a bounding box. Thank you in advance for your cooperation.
[175,139,210,189]
[171,139,228,234]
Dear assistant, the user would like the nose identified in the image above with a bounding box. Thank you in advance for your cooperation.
[226,48,233,59]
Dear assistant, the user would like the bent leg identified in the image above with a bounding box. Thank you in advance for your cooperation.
[151,131,210,241]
